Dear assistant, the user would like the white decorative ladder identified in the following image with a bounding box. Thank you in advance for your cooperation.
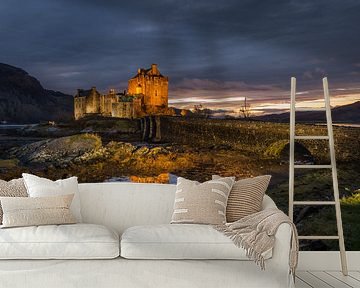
[288,77,348,276]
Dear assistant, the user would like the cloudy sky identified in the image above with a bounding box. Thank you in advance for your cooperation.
[1,0,359,114]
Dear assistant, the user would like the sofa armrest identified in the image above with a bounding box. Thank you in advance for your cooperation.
[261,196,292,270]
[259,196,295,287]
[267,222,295,288]
[262,195,278,210]
[271,222,292,268]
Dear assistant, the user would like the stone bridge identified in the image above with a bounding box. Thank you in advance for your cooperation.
[139,117,358,162]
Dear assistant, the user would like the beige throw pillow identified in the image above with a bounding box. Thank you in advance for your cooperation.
[171,177,234,225]
[0,178,28,224]
[0,194,76,228]
[213,175,271,222]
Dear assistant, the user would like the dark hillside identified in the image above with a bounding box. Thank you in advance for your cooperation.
[0,63,73,123]
[256,101,360,123]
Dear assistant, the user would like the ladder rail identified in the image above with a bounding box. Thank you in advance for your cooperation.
[323,77,348,275]
[289,77,296,222]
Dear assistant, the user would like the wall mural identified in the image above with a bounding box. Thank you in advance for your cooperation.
[0,1,359,253]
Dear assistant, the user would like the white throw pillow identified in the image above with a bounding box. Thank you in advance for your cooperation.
[22,173,82,222]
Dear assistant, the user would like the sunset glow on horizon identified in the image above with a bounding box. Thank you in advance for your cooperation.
[168,81,360,115]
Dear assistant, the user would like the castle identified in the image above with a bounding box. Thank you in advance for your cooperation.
[74,64,174,120]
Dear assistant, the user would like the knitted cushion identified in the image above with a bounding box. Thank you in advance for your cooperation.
[0,178,28,224]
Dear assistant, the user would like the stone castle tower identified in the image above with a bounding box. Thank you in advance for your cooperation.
[74,64,173,120]
[128,64,168,114]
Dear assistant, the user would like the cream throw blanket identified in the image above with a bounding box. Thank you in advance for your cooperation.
[214,208,298,276]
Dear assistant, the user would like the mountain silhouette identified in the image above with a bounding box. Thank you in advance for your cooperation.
[0,63,73,123]
[256,101,360,123]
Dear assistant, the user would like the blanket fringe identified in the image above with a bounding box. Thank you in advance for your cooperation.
[214,225,266,270]
[214,209,299,275]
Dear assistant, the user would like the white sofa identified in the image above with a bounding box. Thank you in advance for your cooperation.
[0,182,294,288]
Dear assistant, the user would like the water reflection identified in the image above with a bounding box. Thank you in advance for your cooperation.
[105,173,178,184]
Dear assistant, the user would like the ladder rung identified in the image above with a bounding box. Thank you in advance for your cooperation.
[298,236,339,240]
[294,136,329,140]
[293,201,336,205]
[294,165,332,169]
[295,107,326,112]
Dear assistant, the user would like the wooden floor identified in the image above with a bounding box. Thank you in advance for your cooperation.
[296,271,360,288]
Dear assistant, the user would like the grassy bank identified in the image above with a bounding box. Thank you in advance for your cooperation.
[160,117,360,162]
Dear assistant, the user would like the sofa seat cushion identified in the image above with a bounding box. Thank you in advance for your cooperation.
[121,224,272,260]
[0,224,119,259]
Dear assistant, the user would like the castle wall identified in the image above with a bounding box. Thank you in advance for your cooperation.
[85,88,101,114]
[133,96,143,117]
[102,93,118,116]
[74,96,86,120]
[112,102,134,119]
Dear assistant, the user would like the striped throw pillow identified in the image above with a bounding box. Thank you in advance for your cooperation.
[213,175,271,222]
[171,177,234,225]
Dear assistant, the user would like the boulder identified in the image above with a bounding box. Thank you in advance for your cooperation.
[10,134,102,167]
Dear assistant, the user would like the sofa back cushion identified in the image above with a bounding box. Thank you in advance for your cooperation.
[77,182,277,235]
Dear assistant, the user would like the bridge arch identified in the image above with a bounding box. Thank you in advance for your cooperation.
[265,140,314,163]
